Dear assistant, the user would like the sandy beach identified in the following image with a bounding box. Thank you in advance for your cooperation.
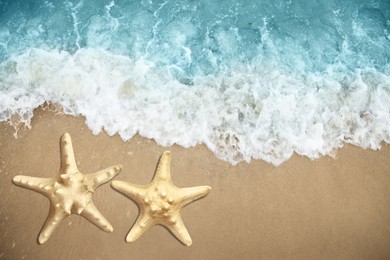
[1,106,390,259]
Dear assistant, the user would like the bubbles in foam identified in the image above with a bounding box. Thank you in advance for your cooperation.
[1,48,390,165]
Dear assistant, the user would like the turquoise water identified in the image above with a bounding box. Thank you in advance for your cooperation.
[0,0,390,164]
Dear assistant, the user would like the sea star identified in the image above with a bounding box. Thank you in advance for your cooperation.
[12,133,122,244]
[111,151,211,246]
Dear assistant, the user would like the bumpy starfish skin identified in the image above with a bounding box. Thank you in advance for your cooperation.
[12,133,122,244]
[111,151,211,246]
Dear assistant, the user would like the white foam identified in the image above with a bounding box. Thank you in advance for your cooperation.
[1,48,389,165]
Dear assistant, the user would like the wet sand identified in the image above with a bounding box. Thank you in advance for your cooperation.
[1,107,390,259]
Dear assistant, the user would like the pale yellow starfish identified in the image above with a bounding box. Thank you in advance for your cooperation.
[111,151,211,246]
[12,133,122,244]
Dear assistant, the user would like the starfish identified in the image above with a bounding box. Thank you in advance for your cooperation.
[111,151,211,246]
[12,133,122,244]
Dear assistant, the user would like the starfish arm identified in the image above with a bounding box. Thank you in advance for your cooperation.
[38,205,68,244]
[111,180,146,204]
[80,202,113,232]
[126,212,154,243]
[12,175,54,196]
[86,164,122,189]
[59,133,78,174]
[177,186,212,207]
[153,151,171,182]
[165,215,192,246]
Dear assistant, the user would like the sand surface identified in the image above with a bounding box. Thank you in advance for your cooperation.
[1,107,390,259]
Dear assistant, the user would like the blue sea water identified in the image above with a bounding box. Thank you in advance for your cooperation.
[0,0,389,165]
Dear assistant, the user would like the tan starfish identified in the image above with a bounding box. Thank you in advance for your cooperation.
[12,133,122,244]
[111,151,211,246]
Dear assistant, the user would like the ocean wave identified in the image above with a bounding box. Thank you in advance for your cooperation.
[1,48,389,165]
[1,0,389,164]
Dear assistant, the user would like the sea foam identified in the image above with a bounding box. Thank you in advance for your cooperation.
[1,48,389,165]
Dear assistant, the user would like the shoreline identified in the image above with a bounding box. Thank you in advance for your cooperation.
[1,107,390,259]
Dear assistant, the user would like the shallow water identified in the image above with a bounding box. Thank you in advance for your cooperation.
[0,0,389,165]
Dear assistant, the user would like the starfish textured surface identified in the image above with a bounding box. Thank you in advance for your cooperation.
[12,133,122,244]
[111,151,211,246]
